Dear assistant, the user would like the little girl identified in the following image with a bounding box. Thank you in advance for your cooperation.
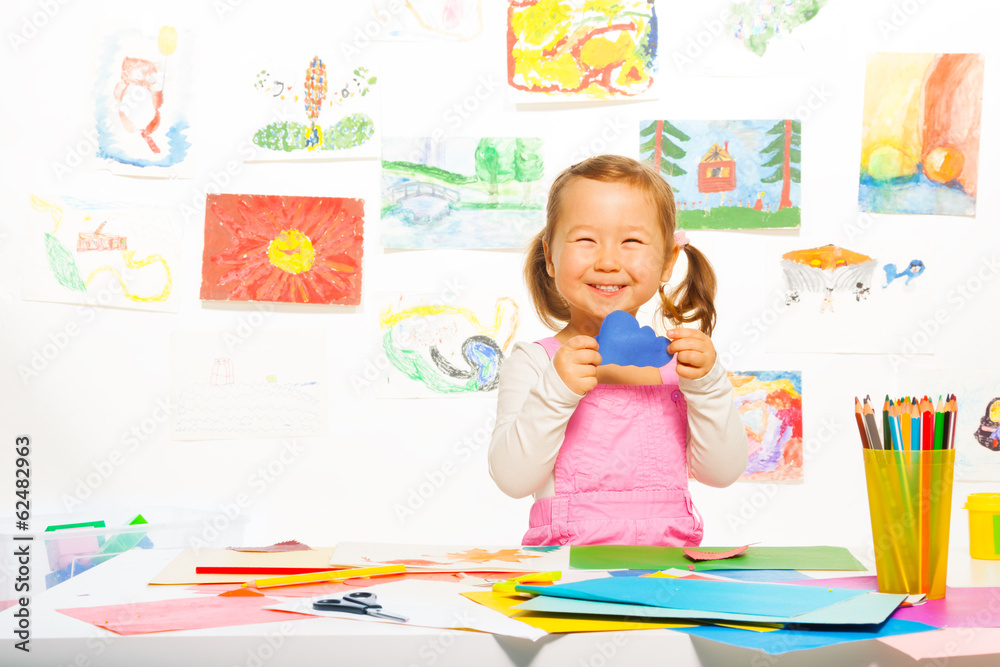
[489,155,748,547]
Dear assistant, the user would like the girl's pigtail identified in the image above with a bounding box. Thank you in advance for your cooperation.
[660,243,718,336]
[524,230,569,331]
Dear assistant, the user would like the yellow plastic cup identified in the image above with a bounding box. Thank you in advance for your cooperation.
[862,448,955,600]
[965,493,1000,560]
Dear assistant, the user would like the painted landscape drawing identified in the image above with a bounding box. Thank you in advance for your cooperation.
[22,195,179,312]
[249,58,379,160]
[93,26,194,177]
[375,292,520,398]
[171,330,327,440]
[507,0,657,102]
[374,0,484,40]
[765,240,934,353]
[728,0,828,57]
[380,137,545,248]
[859,53,984,216]
[201,195,364,306]
[640,119,800,229]
[730,370,803,483]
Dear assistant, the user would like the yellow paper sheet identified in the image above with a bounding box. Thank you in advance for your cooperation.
[461,591,696,633]
[150,547,338,585]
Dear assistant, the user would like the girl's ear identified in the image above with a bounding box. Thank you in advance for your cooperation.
[660,243,681,282]
[543,239,555,278]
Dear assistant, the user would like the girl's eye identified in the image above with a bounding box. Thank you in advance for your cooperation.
[624,238,644,244]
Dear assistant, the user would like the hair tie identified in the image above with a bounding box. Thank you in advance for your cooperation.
[673,230,689,249]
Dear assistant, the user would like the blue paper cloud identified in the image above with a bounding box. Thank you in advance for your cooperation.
[594,310,672,367]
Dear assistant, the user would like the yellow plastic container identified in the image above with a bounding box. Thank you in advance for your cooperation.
[965,493,1000,560]
[862,449,955,600]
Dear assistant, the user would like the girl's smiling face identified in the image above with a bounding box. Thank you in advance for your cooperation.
[544,177,677,339]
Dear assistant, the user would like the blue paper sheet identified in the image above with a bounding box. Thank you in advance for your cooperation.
[677,618,938,654]
[514,589,906,626]
[516,577,865,618]
[594,311,672,367]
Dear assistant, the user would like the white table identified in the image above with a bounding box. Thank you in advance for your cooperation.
[3,547,1000,667]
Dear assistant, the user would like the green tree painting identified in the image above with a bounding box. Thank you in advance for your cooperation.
[640,120,690,191]
[760,120,801,210]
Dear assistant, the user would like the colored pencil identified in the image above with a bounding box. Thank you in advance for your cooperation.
[933,396,945,450]
[883,396,891,450]
[855,397,870,449]
[242,564,406,589]
[900,402,911,452]
[862,397,882,450]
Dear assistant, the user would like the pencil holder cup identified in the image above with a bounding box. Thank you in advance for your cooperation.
[965,493,1000,560]
[862,448,955,600]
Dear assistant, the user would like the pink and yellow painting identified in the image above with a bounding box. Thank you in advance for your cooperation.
[200,194,363,305]
[859,53,984,216]
[730,370,803,483]
[506,0,657,101]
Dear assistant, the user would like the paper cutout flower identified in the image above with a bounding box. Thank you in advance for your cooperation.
[594,310,672,367]
[201,194,363,305]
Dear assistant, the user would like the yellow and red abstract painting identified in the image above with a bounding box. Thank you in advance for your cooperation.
[200,194,363,305]
[859,53,984,216]
[506,0,657,101]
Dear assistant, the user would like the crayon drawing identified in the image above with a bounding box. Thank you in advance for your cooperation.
[375,292,520,398]
[170,330,328,441]
[381,137,545,248]
[201,195,364,306]
[728,0,828,57]
[22,195,178,313]
[373,0,484,40]
[249,57,379,160]
[330,542,570,572]
[897,368,1000,482]
[507,0,657,102]
[640,120,800,230]
[859,53,984,216]
[93,26,194,177]
[730,371,803,483]
[765,240,935,353]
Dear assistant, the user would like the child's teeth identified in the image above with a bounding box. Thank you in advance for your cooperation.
[595,285,621,292]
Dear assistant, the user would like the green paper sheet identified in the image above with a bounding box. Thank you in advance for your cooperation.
[569,545,865,571]
[514,589,906,626]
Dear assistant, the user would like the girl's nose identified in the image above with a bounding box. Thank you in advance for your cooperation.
[594,247,620,271]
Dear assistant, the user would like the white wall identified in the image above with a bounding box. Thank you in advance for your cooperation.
[1,0,999,559]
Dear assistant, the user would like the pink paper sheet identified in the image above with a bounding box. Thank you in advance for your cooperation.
[57,595,309,635]
[880,628,1000,660]
[785,577,1000,628]
[187,572,464,598]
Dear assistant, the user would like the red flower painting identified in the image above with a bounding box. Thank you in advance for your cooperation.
[200,194,363,305]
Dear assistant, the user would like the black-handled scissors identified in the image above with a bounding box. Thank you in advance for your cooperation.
[312,591,409,622]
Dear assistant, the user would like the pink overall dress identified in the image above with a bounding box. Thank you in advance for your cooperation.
[521,337,704,547]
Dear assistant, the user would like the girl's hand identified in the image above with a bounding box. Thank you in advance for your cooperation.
[666,328,717,380]
[554,335,600,395]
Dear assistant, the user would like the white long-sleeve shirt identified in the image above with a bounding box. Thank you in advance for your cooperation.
[489,341,749,499]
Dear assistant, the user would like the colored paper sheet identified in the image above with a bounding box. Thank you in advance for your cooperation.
[265,581,547,641]
[708,569,813,583]
[150,547,337,585]
[677,618,938,655]
[569,545,865,571]
[594,311,672,367]
[515,589,905,626]
[891,587,1000,627]
[780,575,879,590]
[516,578,865,618]
[461,591,695,633]
[56,595,306,635]
[330,542,570,572]
[880,628,1000,660]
